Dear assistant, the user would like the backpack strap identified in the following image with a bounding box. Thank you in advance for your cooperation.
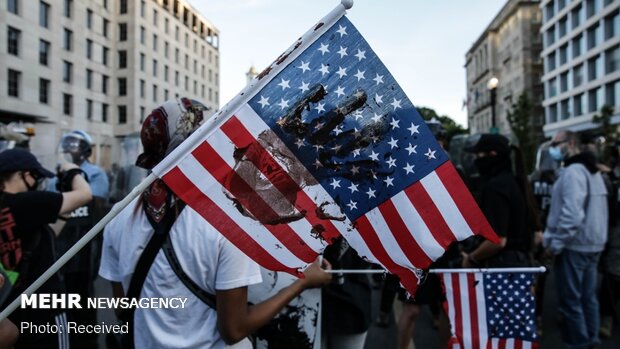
[162,235,217,309]
[119,193,181,323]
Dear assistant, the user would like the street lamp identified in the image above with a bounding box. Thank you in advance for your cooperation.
[487,77,499,134]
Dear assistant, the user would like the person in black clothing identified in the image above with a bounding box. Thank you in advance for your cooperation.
[0,148,91,348]
[322,237,372,349]
[462,134,538,268]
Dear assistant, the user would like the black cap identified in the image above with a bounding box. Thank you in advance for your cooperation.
[464,134,510,154]
[0,148,55,177]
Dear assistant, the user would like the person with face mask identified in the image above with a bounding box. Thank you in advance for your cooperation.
[0,148,91,348]
[543,130,608,349]
[461,134,536,268]
[46,130,109,348]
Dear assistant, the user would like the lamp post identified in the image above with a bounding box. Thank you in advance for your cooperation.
[487,77,499,134]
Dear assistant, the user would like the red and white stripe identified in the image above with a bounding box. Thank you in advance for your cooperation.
[155,103,496,293]
[441,273,536,349]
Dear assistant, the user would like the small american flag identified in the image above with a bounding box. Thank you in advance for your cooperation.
[440,272,539,349]
[153,12,497,295]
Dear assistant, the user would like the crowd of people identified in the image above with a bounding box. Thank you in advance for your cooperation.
[0,97,619,349]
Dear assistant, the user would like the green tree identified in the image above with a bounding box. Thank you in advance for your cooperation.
[416,106,467,140]
[506,93,540,172]
[592,104,616,164]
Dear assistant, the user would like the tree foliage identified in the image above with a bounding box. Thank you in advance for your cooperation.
[592,104,616,164]
[416,106,467,140]
[506,93,539,172]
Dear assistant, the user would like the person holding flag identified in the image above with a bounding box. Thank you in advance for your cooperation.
[99,98,332,349]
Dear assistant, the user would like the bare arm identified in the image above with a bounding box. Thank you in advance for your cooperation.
[216,258,332,344]
[462,238,506,268]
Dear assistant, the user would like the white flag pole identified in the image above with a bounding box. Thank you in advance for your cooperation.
[325,267,547,274]
[0,0,355,322]
[428,267,546,274]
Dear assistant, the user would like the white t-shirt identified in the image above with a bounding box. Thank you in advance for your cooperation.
[99,198,262,349]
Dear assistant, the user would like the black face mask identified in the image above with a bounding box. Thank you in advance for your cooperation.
[474,157,496,176]
[20,171,40,192]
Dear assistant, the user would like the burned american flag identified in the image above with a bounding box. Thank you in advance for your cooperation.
[153,13,497,295]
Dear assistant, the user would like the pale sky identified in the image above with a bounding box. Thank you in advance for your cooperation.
[188,0,507,127]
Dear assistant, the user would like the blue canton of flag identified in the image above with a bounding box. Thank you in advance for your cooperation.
[248,17,448,221]
[442,272,538,349]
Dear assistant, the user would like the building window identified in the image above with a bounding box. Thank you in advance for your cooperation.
[587,23,602,49]
[164,65,169,82]
[545,26,556,46]
[8,0,18,15]
[606,45,620,73]
[86,39,93,59]
[86,9,93,29]
[63,28,72,51]
[574,64,584,87]
[547,52,556,72]
[7,69,20,97]
[153,59,158,77]
[40,1,50,28]
[118,50,127,69]
[201,65,205,78]
[193,80,197,94]
[587,55,603,81]
[153,9,158,25]
[575,93,586,116]
[63,61,72,82]
[153,84,158,102]
[613,80,620,107]
[165,18,169,33]
[558,16,567,38]
[586,0,598,18]
[102,75,109,94]
[560,71,569,93]
[153,34,158,51]
[140,26,146,44]
[175,25,179,40]
[185,54,189,69]
[39,78,50,104]
[140,0,145,17]
[86,99,93,120]
[548,78,557,98]
[164,42,169,58]
[605,11,620,40]
[103,19,109,38]
[86,69,93,89]
[103,46,109,66]
[140,107,145,123]
[175,71,179,86]
[7,27,20,56]
[118,78,127,96]
[548,104,557,123]
[164,89,169,100]
[64,0,72,18]
[175,48,179,63]
[560,98,571,120]
[201,84,205,98]
[209,88,213,102]
[185,33,189,48]
[559,44,568,65]
[572,34,583,58]
[140,79,145,98]
[120,0,127,14]
[185,76,189,91]
[118,105,127,124]
[102,103,108,123]
[140,53,145,71]
[63,93,72,115]
[193,60,197,74]
[119,23,127,41]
